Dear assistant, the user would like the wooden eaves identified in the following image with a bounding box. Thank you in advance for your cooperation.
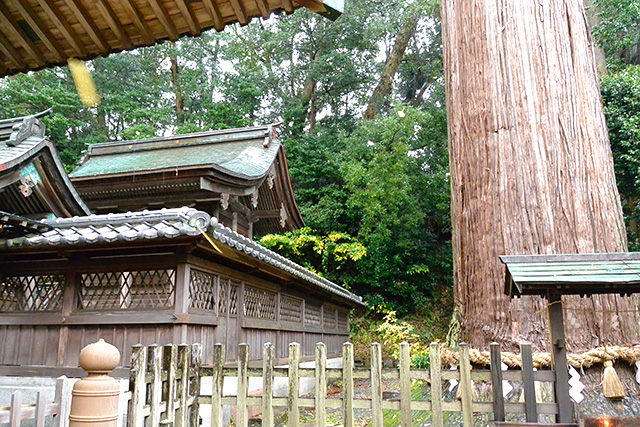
[0,0,344,77]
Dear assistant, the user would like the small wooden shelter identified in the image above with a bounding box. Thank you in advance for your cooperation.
[0,0,343,77]
[501,252,640,423]
[69,124,304,238]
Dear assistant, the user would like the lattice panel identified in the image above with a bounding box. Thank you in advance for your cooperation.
[79,270,175,310]
[189,270,217,311]
[304,302,322,326]
[229,282,238,316]
[218,279,228,315]
[324,306,337,329]
[0,275,65,312]
[244,286,277,320]
[338,310,349,330]
[280,295,303,322]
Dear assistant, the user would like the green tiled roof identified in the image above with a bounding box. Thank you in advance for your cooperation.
[70,126,280,179]
[500,253,640,297]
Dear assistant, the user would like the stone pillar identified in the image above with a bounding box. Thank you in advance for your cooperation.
[69,339,121,426]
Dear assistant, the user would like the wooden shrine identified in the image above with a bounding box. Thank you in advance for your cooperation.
[69,124,304,238]
[0,109,89,221]
[0,113,363,376]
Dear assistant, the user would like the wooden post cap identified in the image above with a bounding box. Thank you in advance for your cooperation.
[78,339,120,374]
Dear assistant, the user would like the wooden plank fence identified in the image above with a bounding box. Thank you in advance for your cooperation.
[0,376,74,427]
[126,341,565,427]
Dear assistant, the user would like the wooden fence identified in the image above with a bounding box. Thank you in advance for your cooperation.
[126,341,565,427]
[0,376,74,427]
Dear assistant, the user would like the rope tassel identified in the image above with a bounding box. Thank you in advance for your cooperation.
[602,360,626,399]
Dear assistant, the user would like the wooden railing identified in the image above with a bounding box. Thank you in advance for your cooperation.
[126,341,564,427]
[0,376,74,427]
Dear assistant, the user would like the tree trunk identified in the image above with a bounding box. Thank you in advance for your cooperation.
[169,47,185,125]
[442,0,639,352]
[363,12,419,121]
[583,0,608,76]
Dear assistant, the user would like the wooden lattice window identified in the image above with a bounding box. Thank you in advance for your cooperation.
[304,302,322,326]
[218,279,239,316]
[0,275,65,312]
[244,286,276,320]
[280,295,303,323]
[324,305,337,329]
[78,270,175,310]
[189,270,217,311]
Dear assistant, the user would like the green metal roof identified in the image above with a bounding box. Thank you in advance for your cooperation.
[500,253,640,297]
[70,126,280,179]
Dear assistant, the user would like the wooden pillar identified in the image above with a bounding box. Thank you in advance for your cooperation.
[547,291,573,423]
[58,270,77,367]
[173,263,190,343]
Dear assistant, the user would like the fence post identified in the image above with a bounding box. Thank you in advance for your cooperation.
[371,343,383,427]
[399,342,411,427]
[459,343,473,427]
[10,391,21,426]
[237,343,249,427]
[53,376,74,427]
[288,342,300,427]
[149,345,163,426]
[211,344,225,427]
[34,391,46,427]
[68,339,121,427]
[315,343,327,427]
[520,342,537,423]
[190,344,202,427]
[490,342,505,422]
[263,343,275,427]
[164,345,178,425]
[342,343,354,427]
[176,344,191,427]
[128,345,147,427]
[430,343,443,427]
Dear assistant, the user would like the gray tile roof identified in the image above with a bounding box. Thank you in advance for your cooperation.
[1,207,364,305]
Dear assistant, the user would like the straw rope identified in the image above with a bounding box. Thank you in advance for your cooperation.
[438,345,640,369]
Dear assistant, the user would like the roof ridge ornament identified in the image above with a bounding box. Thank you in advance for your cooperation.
[7,116,46,147]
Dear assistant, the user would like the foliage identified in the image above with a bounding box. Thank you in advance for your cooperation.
[259,228,366,288]
[592,0,640,68]
[601,65,640,249]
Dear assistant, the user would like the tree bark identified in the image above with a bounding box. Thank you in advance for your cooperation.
[169,46,185,125]
[364,12,419,121]
[442,0,639,352]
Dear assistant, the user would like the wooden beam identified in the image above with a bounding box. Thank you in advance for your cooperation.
[229,0,248,25]
[255,0,270,18]
[202,0,224,31]
[35,0,86,57]
[175,0,201,36]
[0,2,46,66]
[94,0,134,49]
[0,36,25,69]
[280,0,295,13]
[64,0,110,52]
[294,0,326,13]
[11,0,65,62]
[147,0,179,40]
[117,0,155,45]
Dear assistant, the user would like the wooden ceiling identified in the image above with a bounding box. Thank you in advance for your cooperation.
[0,0,342,77]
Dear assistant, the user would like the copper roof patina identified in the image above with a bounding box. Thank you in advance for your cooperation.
[70,126,280,179]
[500,253,640,297]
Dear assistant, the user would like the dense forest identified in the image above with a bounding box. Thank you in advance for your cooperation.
[0,0,638,326]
